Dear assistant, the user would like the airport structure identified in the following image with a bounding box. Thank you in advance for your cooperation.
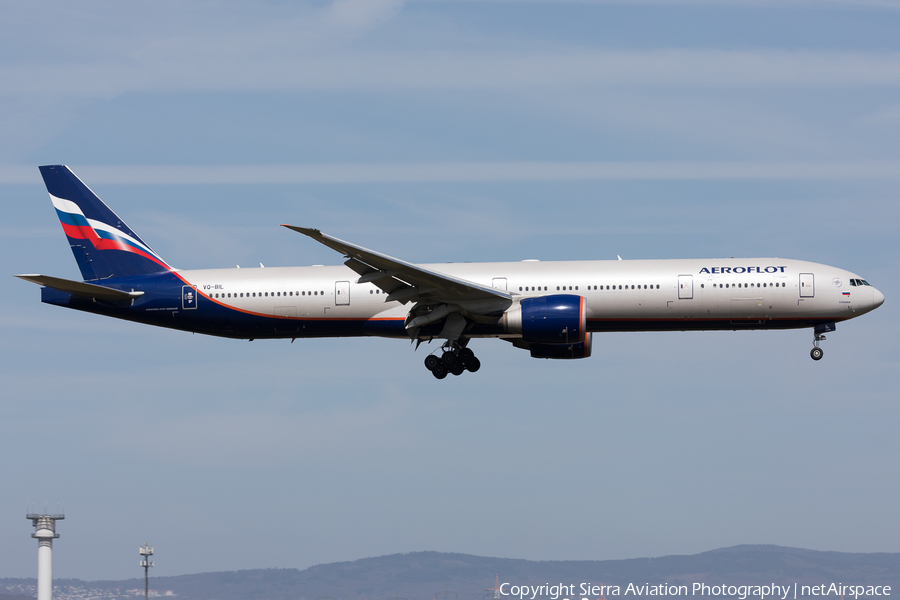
[26,510,64,600]
[140,543,154,600]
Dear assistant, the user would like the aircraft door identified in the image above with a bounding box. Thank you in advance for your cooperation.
[800,273,815,298]
[335,280,350,305]
[678,275,693,299]
[492,277,508,291]
[182,285,197,309]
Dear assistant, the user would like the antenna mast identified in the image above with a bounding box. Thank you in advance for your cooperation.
[139,543,154,600]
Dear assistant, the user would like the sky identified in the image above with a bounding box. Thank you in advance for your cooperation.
[1,0,899,584]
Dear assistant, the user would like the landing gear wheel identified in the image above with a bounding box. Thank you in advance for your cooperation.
[810,347,824,361]
[459,347,475,365]
[442,351,460,368]
[465,356,481,373]
[424,354,441,371]
[449,362,465,376]
[432,364,448,379]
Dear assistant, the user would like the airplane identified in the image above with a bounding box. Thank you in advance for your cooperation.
[17,165,884,379]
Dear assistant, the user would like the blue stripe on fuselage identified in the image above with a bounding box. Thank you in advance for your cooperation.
[40,272,409,339]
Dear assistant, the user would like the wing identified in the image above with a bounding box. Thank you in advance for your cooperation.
[282,225,511,305]
[281,225,513,338]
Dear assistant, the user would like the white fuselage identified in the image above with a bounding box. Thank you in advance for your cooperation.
[177,257,882,336]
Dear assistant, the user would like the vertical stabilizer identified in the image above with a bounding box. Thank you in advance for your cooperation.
[39,165,171,281]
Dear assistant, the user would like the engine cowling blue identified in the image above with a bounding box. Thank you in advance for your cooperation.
[520,294,586,344]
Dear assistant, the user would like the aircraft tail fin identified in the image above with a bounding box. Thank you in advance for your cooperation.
[39,165,172,281]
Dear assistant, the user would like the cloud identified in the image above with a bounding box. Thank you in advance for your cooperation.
[326,0,407,33]
[427,0,900,7]
[3,160,900,185]
[856,103,900,124]
[5,49,900,97]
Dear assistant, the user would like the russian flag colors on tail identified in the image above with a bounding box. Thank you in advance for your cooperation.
[39,165,171,281]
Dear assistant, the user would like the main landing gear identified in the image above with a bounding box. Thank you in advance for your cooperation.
[424,343,481,379]
[810,322,836,361]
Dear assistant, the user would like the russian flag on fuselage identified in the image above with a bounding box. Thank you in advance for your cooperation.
[40,165,172,281]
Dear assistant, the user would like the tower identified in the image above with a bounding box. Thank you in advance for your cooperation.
[26,509,64,600]
[139,543,154,600]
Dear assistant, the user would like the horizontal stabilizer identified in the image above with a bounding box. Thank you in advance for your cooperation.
[15,274,144,301]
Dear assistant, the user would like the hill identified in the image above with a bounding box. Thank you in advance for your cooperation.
[2,545,897,600]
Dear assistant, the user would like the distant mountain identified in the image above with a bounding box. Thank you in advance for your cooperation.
[2,545,898,600]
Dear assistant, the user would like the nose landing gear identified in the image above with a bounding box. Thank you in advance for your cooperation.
[810,322,836,361]
[424,342,481,379]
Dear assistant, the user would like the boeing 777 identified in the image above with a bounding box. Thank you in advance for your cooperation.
[17,165,884,379]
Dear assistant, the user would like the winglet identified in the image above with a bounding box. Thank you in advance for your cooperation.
[281,224,321,237]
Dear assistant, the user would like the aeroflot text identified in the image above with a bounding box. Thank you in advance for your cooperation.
[499,583,890,600]
[698,266,787,275]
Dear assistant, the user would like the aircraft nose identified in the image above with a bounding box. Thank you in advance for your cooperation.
[873,288,885,308]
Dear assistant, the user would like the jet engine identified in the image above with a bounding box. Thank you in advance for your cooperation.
[527,332,592,359]
[501,294,590,358]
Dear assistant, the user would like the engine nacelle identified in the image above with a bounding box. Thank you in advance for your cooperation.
[529,332,592,359]
[502,294,587,344]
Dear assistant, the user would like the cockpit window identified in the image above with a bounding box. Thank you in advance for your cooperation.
[851,278,872,287]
